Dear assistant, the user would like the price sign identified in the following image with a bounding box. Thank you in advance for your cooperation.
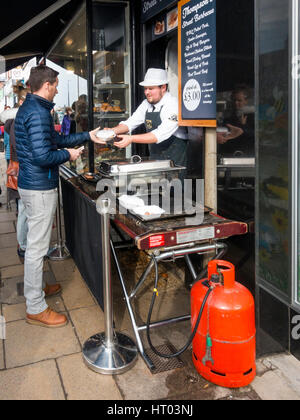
[178,0,217,127]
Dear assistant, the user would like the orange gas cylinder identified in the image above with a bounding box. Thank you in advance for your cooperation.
[191,260,256,388]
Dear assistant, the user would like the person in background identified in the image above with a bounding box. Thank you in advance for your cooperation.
[5,90,29,259]
[1,107,18,166]
[61,107,76,135]
[4,121,11,166]
[51,108,60,125]
[217,84,255,156]
[15,65,100,329]
[73,94,88,132]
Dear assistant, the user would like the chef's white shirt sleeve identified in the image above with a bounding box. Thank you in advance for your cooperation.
[120,95,180,144]
[120,100,148,133]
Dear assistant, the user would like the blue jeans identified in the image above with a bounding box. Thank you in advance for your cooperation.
[17,199,28,250]
[18,188,58,315]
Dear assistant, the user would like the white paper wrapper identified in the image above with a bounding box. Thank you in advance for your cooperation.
[96,129,116,141]
[118,195,145,210]
[133,205,165,217]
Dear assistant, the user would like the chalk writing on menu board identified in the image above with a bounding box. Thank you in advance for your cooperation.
[179,0,216,126]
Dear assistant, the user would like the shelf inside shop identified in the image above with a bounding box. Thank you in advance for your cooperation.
[94,113,129,119]
[94,84,129,90]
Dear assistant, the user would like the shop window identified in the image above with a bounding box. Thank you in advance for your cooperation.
[257,0,290,299]
[48,5,89,174]
[92,1,131,166]
[216,0,255,224]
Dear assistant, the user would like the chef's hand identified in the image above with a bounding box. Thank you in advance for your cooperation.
[226,124,243,140]
[240,114,248,125]
[89,126,104,143]
[114,134,133,149]
[217,124,244,144]
[217,133,228,144]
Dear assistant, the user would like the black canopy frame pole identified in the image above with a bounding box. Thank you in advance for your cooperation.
[86,0,95,173]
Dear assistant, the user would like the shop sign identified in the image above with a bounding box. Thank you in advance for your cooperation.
[178,0,217,127]
[141,0,177,23]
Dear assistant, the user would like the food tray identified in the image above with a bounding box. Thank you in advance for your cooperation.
[80,173,101,184]
[98,159,184,176]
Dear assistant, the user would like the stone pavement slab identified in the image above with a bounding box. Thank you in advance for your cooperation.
[115,357,171,400]
[0,271,57,305]
[0,261,49,280]
[0,275,26,305]
[5,318,81,369]
[0,212,17,222]
[57,353,122,400]
[0,264,24,279]
[61,271,96,310]
[48,258,76,283]
[252,355,300,400]
[69,305,105,346]
[0,246,22,268]
[0,360,65,400]
[0,232,18,249]
[251,369,300,400]
[0,221,15,235]
[3,296,66,322]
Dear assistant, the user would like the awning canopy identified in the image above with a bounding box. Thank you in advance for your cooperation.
[0,0,84,71]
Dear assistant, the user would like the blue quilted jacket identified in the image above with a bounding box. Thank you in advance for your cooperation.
[15,94,90,190]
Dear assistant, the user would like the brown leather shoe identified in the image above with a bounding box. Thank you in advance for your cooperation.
[26,308,68,328]
[43,283,62,297]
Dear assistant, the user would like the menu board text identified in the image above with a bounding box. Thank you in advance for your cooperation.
[179,0,217,126]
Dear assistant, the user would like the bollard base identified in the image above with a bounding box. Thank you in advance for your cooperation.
[83,332,138,375]
[47,245,70,261]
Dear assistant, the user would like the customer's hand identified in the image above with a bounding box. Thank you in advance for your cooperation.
[67,147,84,161]
[89,126,101,143]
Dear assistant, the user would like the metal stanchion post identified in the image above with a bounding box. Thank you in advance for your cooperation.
[48,175,70,261]
[82,198,138,375]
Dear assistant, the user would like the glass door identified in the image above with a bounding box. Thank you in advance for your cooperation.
[256,0,290,301]
[292,0,300,308]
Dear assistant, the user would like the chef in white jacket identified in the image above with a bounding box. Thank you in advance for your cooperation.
[95,68,188,170]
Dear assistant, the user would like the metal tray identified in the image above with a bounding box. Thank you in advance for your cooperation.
[80,173,101,184]
[98,159,184,176]
[219,157,255,167]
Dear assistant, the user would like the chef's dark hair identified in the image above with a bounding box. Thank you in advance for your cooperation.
[29,65,59,93]
[159,84,169,91]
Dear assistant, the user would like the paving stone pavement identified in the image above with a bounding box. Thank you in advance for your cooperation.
[0,152,300,401]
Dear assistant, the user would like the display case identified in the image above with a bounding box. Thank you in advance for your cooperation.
[92,1,131,168]
[48,4,89,175]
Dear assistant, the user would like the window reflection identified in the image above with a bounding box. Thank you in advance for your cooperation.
[48,6,89,174]
[257,0,289,297]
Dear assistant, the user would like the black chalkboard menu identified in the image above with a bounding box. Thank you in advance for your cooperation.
[178,0,217,127]
[141,0,177,23]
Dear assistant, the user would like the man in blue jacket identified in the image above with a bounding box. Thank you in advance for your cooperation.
[15,65,99,328]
